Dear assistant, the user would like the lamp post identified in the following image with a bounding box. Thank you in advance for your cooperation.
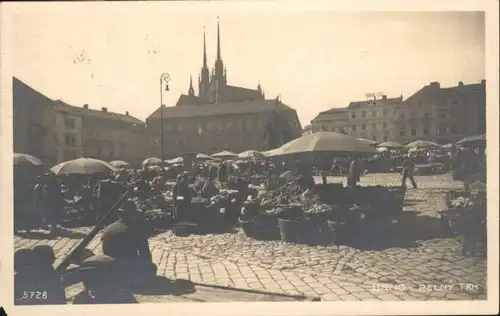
[160,73,170,169]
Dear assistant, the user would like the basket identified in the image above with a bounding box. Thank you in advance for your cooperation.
[278,217,311,243]
[239,213,279,240]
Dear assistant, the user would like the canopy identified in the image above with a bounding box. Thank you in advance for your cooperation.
[377,141,405,149]
[167,157,183,164]
[357,138,379,146]
[267,132,378,158]
[142,157,162,166]
[14,153,44,168]
[196,153,214,161]
[109,160,130,168]
[376,147,389,152]
[238,150,265,160]
[405,140,440,149]
[456,134,486,146]
[441,143,455,149]
[50,158,117,176]
[211,151,238,159]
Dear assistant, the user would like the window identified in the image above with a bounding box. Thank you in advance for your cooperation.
[64,134,76,146]
[372,123,376,129]
[399,111,406,119]
[64,118,76,129]
[372,136,377,141]
[383,122,388,130]
[399,129,405,137]
[439,124,447,135]
[362,111,366,118]
[352,125,357,131]
[54,135,59,145]
[451,124,459,133]
[351,112,356,119]
[383,109,388,116]
[362,124,366,130]
[439,109,447,119]
[383,136,388,142]
[423,110,430,117]
[410,111,416,118]
[451,99,458,105]
[372,111,376,117]
[423,128,429,135]
[411,128,417,136]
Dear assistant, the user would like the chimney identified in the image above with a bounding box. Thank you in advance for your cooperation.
[458,81,464,86]
[382,95,387,100]
[83,104,88,109]
[481,79,486,85]
[430,81,440,88]
[125,111,129,116]
[102,107,108,112]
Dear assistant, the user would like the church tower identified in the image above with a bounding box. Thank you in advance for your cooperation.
[198,27,211,99]
[211,17,227,103]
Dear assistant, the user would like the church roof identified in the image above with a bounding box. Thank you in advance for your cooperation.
[347,96,403,109]
[224,85,264,102]
[176,94,202,106]
[147,99,295,120]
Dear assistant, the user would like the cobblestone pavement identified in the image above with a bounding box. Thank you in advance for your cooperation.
[14,173,487,301]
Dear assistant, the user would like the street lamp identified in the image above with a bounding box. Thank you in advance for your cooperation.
[160,72,170,169]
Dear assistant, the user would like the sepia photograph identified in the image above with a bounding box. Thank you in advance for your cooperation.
[0,1,498,315]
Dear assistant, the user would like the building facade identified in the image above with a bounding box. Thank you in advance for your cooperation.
[311,95,403,143]
[346,96,403,142]
[394,80,486,144]
[311,108,349,134]
[146,20,302,157]
[54,102,84,163]
[54,101,150,166]
[13,77,57,165]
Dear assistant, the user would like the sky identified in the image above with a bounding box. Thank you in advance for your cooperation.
[11,4,485,127]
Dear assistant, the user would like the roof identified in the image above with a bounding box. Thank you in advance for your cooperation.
[224,85,264,102]
[311,107,348,122]
[13,77,55,107]
[404,81,485,104]
[147,99,295,120]
[176,94,202,106]
[54,100,144,125]
[347,96,403,109]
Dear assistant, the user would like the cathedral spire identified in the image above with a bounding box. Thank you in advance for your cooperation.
[216,17,221,61]
[188,75,195,96]
[203,26,208,68]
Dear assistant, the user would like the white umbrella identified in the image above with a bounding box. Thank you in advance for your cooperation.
[406,140,440,149]
[167,157,183,164]
[109,160,130,168]
[268,132,378,157]
[377,141,405,149]
[142,157,162,166]
[50,158,117,176]
[211,150,238,159]
[376,147,389,152]
[238,150,265,160]
[14,153,44,168]
[196,153,214,161]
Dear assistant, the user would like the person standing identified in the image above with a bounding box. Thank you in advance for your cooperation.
[347,157,361,187]
[43,173,64,234]
[401,154,417,189]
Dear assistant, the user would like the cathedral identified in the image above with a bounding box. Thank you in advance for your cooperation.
[145,19,302,157]
[176,19,266,106]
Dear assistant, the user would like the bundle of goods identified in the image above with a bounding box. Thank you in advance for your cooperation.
[439,196,481,233]
[259,182,304,208]
[191,196,211,205]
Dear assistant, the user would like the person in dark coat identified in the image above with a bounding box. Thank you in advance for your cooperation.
[100,200,157,284]
[43,173,65,234]
[347,157,361,187]
[401,154,417,188]
[14,246,66,305]
[217,163,228,183]
[73,255,137,304]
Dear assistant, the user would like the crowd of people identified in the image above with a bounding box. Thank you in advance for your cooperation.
[13,141,486,304]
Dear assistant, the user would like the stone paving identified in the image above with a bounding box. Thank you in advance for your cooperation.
[14,173,487,301]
